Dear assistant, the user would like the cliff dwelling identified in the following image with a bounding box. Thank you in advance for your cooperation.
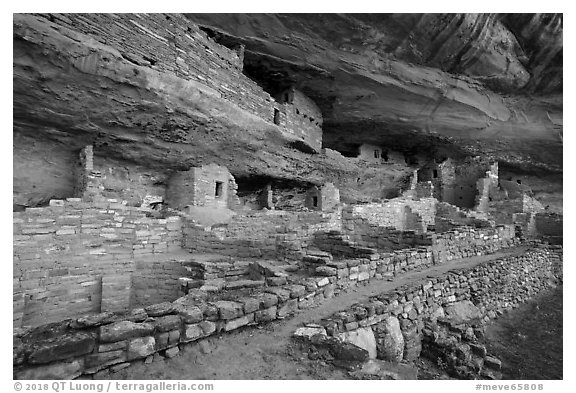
[12,13,563,383]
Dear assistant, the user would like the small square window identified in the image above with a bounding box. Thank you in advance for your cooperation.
[215,181,223,197]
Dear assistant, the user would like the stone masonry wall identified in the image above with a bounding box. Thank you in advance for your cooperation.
[94,156,168,208]
[349,198,437,234]
[13,198,183,328]
[131,259,191,309]
[315,245,562,365]
[13,244,561,380]
[182,210,342,260]
[39,13,322,151]
[277,89,323,151]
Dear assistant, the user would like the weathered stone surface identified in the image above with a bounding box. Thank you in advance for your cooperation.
[173,304,204,324]
[165,346,180,358]
[224,316,250,331]
[329,341,370,362]
[239,297,261,314]
[288,285,306,298]
[278,298,299,318]
[257,293,279,308]
[126,308,148,322]
[264,287,291,303]
[183,324,204,342]
[199,320,217,336]
[338,327,377,359]
[374,316,404,362]
[15,360,83,380]
[98,340,127,353]
[315,266,337,276]
[255,306,277,323]
[215,301,244,320]
[71,312,117,328]
[484,355,502,370]
[145,302,175,317]
[127,337,156,360]
[444,300,483,325]
[293,326,327,340]
[28,332,95,364]
[85,350,126,372]
[154,315,182,332]
[100,321,154,343]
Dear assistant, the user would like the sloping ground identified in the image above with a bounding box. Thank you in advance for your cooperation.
[101,247,526,380]
[483,287,562,380]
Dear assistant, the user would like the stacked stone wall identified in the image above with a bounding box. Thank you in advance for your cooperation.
[13,199,184,328]
[182,210,342,260]
[349,198,437,233]
[14,245,561,379]
[314,245,562,364]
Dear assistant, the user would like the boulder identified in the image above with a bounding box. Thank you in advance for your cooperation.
[338,327,377,359]
[443,300,482,325]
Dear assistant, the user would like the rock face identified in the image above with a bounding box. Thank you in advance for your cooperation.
[13,13,562,210]
[187,14,562,169]
[374,316,404,362]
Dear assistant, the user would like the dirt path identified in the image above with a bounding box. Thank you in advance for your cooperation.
[103,247,528,380]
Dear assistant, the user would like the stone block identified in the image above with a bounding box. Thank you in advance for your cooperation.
[165,347,180,358]
[255,306,277,323]
[257,293,279,308]
[215,300,244,320]
[145,302,175,317]
[174,305,204,324]
[100,321,154,343]
[224,316,250,331]
[127,336,156,360]
[183,324,203,342]
[15,360,84,380]
[199,320,217,336]
[98,341,127,353]
[28,332,95,364]
[85,350,126,372]
[154,315,182,332]
[239,297,261,314]
[277,299,298,318]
